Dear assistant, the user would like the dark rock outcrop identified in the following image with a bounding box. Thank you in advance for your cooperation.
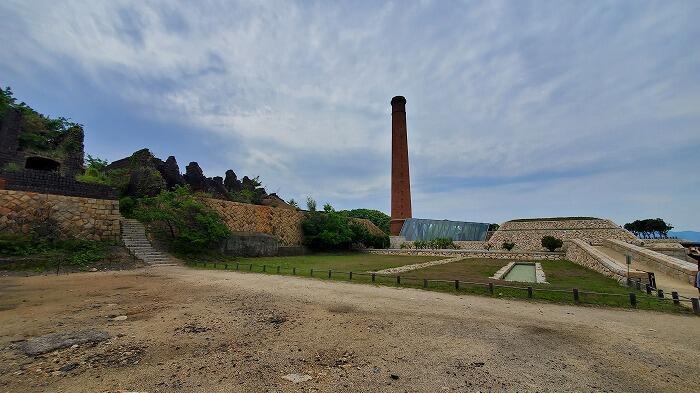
[158,156,185,189]
[224,170,242,193]
[183,162,208,192]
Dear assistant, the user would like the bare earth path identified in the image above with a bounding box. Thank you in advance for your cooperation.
[0,266,698,392]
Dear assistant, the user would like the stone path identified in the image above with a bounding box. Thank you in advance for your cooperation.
[374,256,463,275]
[121,218,176,266]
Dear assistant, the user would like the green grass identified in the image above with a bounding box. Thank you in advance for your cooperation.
[185,254,692,315]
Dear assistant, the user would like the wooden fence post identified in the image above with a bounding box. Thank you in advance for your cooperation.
[455,280,459,290]
[672,291,680,305]
[527,286,533,298]
[573,288,579,303]
[371,273,376,282]
[629,293,637,308]
[292,267,296,275]
[488,282,494,295]
[236,263,239,270]
[310,268,314,276]
[396,276,401,285]
[249,264,253,271]
[276,266,280,274]
[692,298,700,315]
[262,265,266,272]
[328,269,332,279]
[645,284,651,295]
[349,271,353,280]
[657,289,664,298]
[423,279,428,288]
[224,264,228,270]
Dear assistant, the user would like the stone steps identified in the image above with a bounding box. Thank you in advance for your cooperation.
[120,218,176,266]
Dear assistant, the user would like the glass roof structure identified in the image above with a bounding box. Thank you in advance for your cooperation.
[399,218,489,241]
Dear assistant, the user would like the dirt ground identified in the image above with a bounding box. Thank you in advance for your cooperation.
[0,266,698,392]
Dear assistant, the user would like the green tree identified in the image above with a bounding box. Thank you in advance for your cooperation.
[306,196,317,212]
[339,208,391,234]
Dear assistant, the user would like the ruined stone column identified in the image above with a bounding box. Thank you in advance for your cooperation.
[390,96,412,235]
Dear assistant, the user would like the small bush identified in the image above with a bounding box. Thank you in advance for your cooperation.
[541,236,563,251]
[119,196,136,217]
[1,162,20,172]
[429,237,456,249]
[502,241,515,251]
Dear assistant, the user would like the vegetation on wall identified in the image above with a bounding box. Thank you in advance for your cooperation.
[400,238,456,249]
[301,206,389,251]
[541,235,563,251]
[128,186,231,253]
[502,241,515,251]
[623,218,674,239]
[339,208,391,235]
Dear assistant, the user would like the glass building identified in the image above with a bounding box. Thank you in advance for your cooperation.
[399,218,489,241]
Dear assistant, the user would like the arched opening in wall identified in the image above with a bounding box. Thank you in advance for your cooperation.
[25,156,60,172]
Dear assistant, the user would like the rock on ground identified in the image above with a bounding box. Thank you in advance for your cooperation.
[15,330,110,356]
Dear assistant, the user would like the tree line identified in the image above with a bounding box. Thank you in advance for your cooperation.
[623,218,674,239]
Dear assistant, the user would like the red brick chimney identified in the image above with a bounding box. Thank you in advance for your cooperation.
[390,96,412,235]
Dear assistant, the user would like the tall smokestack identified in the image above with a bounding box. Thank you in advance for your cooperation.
[390,96,412,236]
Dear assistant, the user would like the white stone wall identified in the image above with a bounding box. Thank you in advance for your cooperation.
[489,218,638,251]
[604,239,697,285]
[564,239,647,284]
[365,248,564,261]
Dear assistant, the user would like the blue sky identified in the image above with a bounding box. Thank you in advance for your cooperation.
[1,1,699,230]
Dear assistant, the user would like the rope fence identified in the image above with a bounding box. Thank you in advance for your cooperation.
[189,261,698,314]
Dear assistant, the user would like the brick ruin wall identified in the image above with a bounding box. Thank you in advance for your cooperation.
[202,198,304,246]
[0,169,117,199]
[489,219,638,251]
[0,189,120,241]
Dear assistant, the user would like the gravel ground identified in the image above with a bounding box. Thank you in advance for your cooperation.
[0,265,698,392]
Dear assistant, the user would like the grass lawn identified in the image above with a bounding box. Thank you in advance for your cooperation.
[182,253,443,274]
[401,259,688,313]
[186,254,690,314]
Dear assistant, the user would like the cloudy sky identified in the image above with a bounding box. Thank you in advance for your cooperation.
[2,1,699,230]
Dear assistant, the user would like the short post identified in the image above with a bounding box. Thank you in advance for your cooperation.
[396,276,401,285]
[573,288,579,303]
[224,264,228,270]
[349,271,353,280]
[635,280,641,291]
[645,284,651,295]
[488,282,494,295]
[276,266,280,274]
[371,273,376,282]
[262,265,266,273]
[672,291,679,305]
[328,269,332,279]
[292,267,296,275]
[236,263,239,270]
[249,263,253,271]
[657,289,664,299]
[455,280,460,290]
[213,263,217,269]
[310,268,314,276]
[423,279,428,288]
[692,298,700,314]
[527,286,533,298]
[629,293,637,308]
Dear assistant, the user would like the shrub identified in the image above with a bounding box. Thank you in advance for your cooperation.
[541,236,563,251]
[119,196,137,217]
[502,241,515,251]
[339,209,391,234]
[429,237,456,249]
[1,162,20,172]
[301,210,388,251]
[132,186,230,253]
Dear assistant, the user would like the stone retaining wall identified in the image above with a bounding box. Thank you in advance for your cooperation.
[604,239,697,285]
[565,239,647,284]
[365,248,564,261]
[202,198,304,246]
[0,189,120,241]
[489,218,637,251]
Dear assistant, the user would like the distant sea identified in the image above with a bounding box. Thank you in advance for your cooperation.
[668,231,700,242]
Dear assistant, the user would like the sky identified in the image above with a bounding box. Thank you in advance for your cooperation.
[1,0,699,230]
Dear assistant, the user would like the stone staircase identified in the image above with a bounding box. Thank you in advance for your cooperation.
[121,218,175,266]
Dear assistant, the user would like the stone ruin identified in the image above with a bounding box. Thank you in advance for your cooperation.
[105,148,293,208]
[0,107,84,176]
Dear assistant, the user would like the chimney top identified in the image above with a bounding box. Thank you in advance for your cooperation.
[391,96,406,106]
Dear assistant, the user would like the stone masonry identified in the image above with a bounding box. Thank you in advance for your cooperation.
[202,198,304,246]
[489,218,637,251]
[0,189,120,241]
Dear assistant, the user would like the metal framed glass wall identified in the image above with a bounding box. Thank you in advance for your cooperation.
[399,218,489,241]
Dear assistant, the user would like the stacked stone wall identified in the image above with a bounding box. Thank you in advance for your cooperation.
[489,218,637,251]
[202,198,304,246]
[604,239,697,285]
[564,239,647,284]
[0,169,117,199]
[365,248,563,261]
[0,189,120,241]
